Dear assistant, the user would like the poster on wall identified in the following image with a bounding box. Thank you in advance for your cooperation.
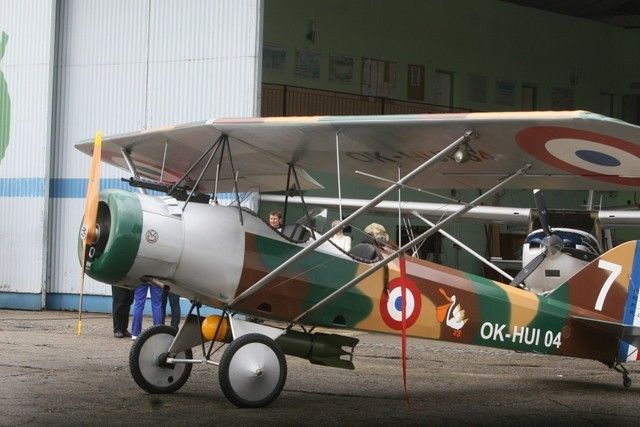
[361,58,396,97]
[329,54,353,83]
[262,44,286,75]
[495,79,515,106]
[295,48,320,79]
[469,74,487,103]
[407,64,424,101]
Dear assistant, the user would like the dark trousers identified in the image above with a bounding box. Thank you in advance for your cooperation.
[161,289,181,329]
[112,286,134,333]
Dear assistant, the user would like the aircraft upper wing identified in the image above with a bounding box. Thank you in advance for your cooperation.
[75,111,640,193]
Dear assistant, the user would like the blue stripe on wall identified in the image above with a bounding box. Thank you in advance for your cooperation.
[50,178,131,198]
[0,292,43,310]
[0,178,45,197]
[0,178,140,198]
[1,291,222,317]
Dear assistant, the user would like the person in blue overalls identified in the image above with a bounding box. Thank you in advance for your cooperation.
[131,282,163,339]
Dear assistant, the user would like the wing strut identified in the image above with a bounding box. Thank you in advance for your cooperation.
[356,170,464,204]
[166,135,224,196]
[121,148,147,195]
[336,132,343,221]
[228,130,475,308]
[182,136,224,212]
[289,164,530,326]
[412,212,514,282]
[213,135,244,225]
[282,163,313,232]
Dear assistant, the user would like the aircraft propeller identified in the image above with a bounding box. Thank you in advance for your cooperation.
[509,189,598,289]
[77,131,102,335]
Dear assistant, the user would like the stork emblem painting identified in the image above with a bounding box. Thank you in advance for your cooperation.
[436,288,468,337]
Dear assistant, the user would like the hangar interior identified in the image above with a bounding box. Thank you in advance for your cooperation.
[258,0,640,279]
[1,0,639,312]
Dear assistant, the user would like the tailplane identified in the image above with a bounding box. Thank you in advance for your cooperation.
[546,240,640,362]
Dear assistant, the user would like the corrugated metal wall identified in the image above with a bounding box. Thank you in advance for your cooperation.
[0,0,57,309]
[1,0,263,310]
[50,0,156,302]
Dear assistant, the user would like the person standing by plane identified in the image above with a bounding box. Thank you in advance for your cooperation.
[269,210,283,231]
[112,287,134,339]
[131,282,163,339]
[162,288,181,329]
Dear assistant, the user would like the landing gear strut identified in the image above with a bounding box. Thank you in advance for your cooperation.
[611,361,632,388]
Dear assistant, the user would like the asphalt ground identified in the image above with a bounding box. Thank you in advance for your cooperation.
[1,309,640,426]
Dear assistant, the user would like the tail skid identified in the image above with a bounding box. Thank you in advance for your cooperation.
[547,240,640,362]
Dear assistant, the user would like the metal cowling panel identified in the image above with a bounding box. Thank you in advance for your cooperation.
[86,190,143,284]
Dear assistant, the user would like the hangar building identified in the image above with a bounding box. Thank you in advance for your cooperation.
[1,0,639,312]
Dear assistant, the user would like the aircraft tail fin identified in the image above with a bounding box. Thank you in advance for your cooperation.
[546,240,640,361]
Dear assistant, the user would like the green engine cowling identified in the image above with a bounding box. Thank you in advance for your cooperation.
[82,189,144,284]
[80,188,186,287]
[80,189,247,304]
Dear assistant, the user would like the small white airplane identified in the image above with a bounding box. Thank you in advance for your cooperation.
[76,111,640,407]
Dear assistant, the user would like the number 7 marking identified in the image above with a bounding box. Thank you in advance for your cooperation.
[595,260,622,311]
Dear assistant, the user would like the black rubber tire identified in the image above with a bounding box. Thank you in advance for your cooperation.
[219,333,287,408]
[129,325,193,394]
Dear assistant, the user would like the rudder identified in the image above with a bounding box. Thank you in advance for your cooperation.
[547,240,640,361]
[547,240,640,324]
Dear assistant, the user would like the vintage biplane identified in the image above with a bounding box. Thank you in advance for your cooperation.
[76,111,640,408]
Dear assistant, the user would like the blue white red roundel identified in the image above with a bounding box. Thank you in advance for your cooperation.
[516,127,640,186]
[380,277,422,330]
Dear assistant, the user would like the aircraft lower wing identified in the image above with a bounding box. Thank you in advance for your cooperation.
[262,194,640,231]
[598,210,640,228]
[261,194,531,225]
[75,111,640,193]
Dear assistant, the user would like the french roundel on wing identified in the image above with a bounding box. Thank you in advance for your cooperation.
[379,277,422,330]
[516,127,640,186]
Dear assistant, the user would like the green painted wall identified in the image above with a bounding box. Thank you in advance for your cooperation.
[0,31,10,164]
[260,0,640,275]
[264,0,640,114]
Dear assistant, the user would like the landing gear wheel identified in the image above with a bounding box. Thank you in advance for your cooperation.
[218,333,287,408]
[129,325,193,394]
[623,374,632,388]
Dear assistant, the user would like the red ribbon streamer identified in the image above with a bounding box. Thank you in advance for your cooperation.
[400,255,422,410]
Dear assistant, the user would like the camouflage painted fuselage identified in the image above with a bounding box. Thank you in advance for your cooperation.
[84,190,639,365]
[235,233,640,365]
